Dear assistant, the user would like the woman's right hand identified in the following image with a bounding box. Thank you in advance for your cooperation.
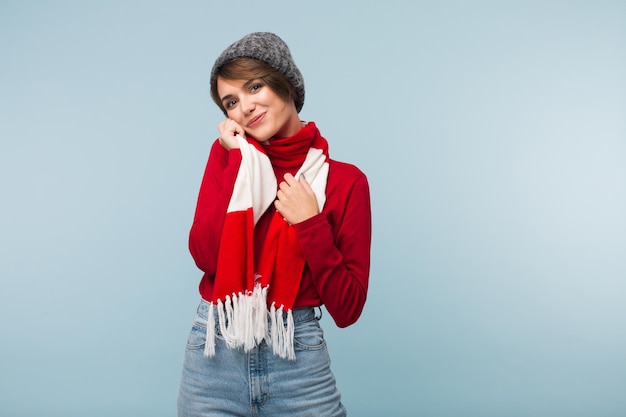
[217,118,245,150]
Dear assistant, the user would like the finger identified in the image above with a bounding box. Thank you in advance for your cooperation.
[217,120,227,134]
[277,181,289,195]
[228,121,244,137]
[282,173,297,185]
[219,119,242,137]
[217,119,244,150]
[218,120,230,136]
[298,174,313,192]
[232,121,246,137]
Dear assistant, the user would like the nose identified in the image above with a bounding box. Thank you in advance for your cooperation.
[239,95,255,116]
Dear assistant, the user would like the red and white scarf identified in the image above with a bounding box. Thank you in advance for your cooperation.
[204,122,329,360]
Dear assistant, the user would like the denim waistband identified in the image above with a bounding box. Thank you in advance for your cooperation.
[197,298,316,325]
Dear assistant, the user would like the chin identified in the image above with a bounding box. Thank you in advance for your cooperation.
[247,128,276,142]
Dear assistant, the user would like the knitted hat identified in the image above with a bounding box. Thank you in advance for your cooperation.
[210,32,305,113]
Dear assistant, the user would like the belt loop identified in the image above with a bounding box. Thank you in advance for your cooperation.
[315,306,323,321]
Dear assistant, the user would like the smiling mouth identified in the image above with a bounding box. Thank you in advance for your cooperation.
[247,112,266,128]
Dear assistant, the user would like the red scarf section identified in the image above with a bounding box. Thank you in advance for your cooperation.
[205,122,329,360]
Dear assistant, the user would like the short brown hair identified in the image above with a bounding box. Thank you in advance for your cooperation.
[210,58,297,114]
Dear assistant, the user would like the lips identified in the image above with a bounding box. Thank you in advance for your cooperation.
[247,112,266,128]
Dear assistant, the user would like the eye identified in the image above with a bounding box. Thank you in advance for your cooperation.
[225,99,238,109]
[250,83,263,93]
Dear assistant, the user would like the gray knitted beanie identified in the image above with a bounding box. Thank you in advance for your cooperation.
[210,32,305,113]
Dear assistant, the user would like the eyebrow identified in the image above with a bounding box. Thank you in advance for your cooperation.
[220,93,234,105]
[242,79,257,88]
[220,79,259,103]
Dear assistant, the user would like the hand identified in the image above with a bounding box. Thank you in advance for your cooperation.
[274,173,319,225]
[217,118,245,150]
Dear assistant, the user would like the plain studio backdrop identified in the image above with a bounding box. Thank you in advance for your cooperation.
[1,1,625,416]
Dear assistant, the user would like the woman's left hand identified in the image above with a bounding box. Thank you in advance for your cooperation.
[275,173,319,225]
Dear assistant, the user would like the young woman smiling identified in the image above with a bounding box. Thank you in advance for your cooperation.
[178,32,371,417]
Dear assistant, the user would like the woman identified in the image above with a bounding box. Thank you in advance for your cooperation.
[178,32,371,417]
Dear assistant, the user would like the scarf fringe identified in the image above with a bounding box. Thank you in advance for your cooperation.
[203,286,296,361]
[269,303,296,361]
[203,303,216,357]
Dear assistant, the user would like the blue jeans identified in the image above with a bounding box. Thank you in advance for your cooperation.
[177,300,347,417]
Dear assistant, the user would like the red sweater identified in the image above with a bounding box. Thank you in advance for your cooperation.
[189,133,371,328]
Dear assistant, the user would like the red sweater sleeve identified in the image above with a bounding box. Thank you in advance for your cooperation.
[188,140,242,275]
[294,164,371,328]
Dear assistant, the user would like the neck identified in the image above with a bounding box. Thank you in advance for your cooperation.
[272,112,303,139]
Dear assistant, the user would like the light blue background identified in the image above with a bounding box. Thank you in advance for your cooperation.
[1,1,625,416]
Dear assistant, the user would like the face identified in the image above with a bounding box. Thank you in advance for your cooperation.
[217,76,301,142]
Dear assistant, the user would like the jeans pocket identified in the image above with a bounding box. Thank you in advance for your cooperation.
[185,320,207,350]
[294,319,327,351]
